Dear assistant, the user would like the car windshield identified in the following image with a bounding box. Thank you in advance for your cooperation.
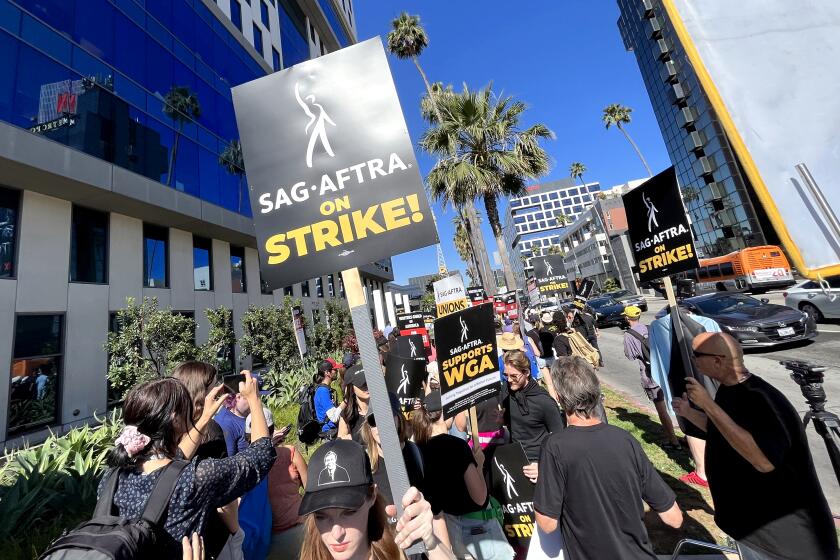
[694,294,762,315]
[610,290,630,298]
[588,297,615,308]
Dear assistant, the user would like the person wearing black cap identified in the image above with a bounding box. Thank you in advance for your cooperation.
[298,439,455,560]
[338,365,369,444]
[412,391,514,560]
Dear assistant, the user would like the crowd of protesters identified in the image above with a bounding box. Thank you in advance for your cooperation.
[47,287,839,560]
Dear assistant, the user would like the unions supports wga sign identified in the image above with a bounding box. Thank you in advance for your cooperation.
[622,167,699,283]
[231,37,438,290]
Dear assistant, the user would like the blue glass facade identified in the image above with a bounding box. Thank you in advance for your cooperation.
[0,0,275,217]
[317,0,348,47]
[278,0,309,68]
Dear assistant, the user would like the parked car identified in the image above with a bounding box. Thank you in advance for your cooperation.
[586,296,628,328]
[606,289,648,312]
[784,277,840,323]
[655,292,816,347]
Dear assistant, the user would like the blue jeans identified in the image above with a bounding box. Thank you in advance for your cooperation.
[445,513,515,560]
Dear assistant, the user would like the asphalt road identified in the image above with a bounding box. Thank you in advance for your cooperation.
[595,290,840,512]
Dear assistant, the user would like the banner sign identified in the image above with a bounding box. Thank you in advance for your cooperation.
[531,255,570,296]
[433,274,468,317]
[487,443,535,547]
[395,334,426,362]
[292,305,308,358]
[467,286,492,307]
[573,278,595,299]
[396,311,430,351]
[232,37,438,290]
[493,292,519,318]
[623,167,700,283]
[384,353,426,409]
[434,303,501,418]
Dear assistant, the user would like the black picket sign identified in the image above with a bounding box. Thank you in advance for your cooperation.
[487,442,536,548]
[531,254,569,296]
[384,353,426,410]
[395,334,427,362]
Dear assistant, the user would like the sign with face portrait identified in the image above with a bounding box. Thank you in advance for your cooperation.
[433,303,501,418]
[232,38,438,289]
[623,167,700,282]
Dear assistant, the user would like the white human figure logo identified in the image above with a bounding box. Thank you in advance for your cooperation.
[397,363,410,394]
[495,456,518,500]
[544,259,553,276]
[294,82,336,168]
[643,194,659,232]
[409,339,417,357]
[460,316,469,343]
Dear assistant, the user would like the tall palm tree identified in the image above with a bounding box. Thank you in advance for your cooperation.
[219,139,245,213]
[570,161,587,188]
[422,84,553,291]
[602,103,652,177]
[163,85,201,187]
[453,215,479,284]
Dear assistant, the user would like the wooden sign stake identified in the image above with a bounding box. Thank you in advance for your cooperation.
[341,267,425,555]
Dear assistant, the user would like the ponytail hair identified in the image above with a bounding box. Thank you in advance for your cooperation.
[172,360,218,422]
[410,404,441,446]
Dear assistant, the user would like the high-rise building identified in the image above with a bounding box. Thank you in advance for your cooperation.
[503,178,601,287]
[0,0,395,447]
[616,0,776,259]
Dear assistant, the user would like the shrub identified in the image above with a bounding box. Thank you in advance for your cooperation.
[603,278,620,292]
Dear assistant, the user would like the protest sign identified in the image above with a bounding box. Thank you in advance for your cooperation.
[532,254,570,296]
[434,303,501,418]
[487,442,535,548]
[292,305,308,358]
[434,274,468,317]
[395,334,426,362]
[467,286,492,307]
[384,353,426,410]
[231,38,437,290]
[396,311,430,351]
[623,167,699,283]
[574,278,595,299]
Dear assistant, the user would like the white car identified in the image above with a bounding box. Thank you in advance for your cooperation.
[784,277,840,322]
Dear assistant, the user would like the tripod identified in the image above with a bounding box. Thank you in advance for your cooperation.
[782,359,840,487]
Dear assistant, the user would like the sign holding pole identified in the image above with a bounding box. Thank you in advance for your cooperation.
[232,38,438,554]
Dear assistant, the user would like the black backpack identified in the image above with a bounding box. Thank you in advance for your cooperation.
[40,460,188,560]
[297,384,323,445]
[624,328,652,373]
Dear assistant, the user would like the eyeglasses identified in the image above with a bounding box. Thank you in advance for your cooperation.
[504,369,526,379]
[692,351,726,359]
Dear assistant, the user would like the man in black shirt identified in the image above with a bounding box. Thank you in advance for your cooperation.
[674,332,837,560]
[500,349,564,482]
[535,356,683,560]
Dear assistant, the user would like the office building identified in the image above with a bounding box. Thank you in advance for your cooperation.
[503,178,600,288]
[616,0,776,259]
[0,0,397,448]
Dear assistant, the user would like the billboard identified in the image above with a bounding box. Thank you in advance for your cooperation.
[231,38,438,289]
[663,0,840,279]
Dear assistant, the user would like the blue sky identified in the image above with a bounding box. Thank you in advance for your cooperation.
[355,1,672,285]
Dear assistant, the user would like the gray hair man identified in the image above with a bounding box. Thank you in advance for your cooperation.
[534,357,682,560]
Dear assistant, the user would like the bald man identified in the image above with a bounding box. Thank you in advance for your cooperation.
[673,332,837,560]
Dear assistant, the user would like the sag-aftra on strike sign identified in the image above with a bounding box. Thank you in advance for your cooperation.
[623,167,699,282]
[232,38,438,289]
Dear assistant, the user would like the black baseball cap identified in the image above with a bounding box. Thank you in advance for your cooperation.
[298,439,374,516]
[318,360,334,374]
[345,365,366,389]
[423,390,442,413]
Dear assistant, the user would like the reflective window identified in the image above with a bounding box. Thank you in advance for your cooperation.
[193,235,212,290]
[316,276,323,297]
[230,0,242,31]
[317,0,348,47]
[260,1,270,28]
[0,186,19,278]
[278,0,309,68]
[328,274,335,297]
[283,285,293,296]
[143,223,168,288]
[9,314,63,436]
[272,47,280,71]
[252,23,263,56]
[301,279,310,297]
[70,205,108,283]
[230,245,246,293]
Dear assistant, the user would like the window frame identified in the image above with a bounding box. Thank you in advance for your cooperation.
[0,186,21,280]
[252,22,264,56]
[69,205,109,285]
[193,235,213,291]
[142,223,169,288]
[230,245,247,293]
[260,1,271,29]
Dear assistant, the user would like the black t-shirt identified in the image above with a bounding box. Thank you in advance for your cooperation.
[537,329,555,359]
[534,423,674,560]
[418,434,485,515]
[552,333,572,358]
[196,419,228,461]
[706,375,837,560]
[476,393,505,433]
[575,313,597,342]
[372,441,425,508]
[525,328,543,356]
[501,379,564,462]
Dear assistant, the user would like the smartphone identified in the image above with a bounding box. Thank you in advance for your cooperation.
[277,424,292,437]
[222,373,245,393]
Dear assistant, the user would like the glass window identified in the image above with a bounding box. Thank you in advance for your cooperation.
[143,223,168,288]
[283,285,293,296]
[316,276,323,297]
[9,315,63,436]
[272,47,280,71]
[252,23,263,56]
[260,1,270,28]
[70,206,108,283]
[230,0,242,31]
[193,236,213,290]
[0,187,20,279]
[301,279,310,297]
[278,0,309,68]
[230,245,246,293]
[317,0,349,46]
[328,274,335,297]
[720,262,735,276]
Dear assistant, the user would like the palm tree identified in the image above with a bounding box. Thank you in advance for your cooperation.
[556,214,572,227]
[219,139,245,213]
[453,215,479,284]
[570,161,587,188]
[422,84,553,290]
[163,85,201,187]
[602,103,652,177]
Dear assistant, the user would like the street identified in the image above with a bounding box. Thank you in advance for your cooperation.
[595,290,840,512]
